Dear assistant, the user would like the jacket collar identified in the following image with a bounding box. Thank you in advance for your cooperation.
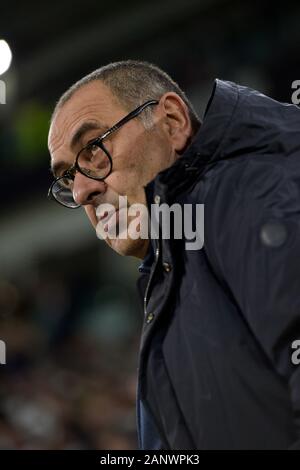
[145,79,239,204]
[183,79,239,163]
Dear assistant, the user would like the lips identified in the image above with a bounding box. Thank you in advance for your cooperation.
[96,205,119,238]
[96,205,116,222]
[103,209,119,232]
[99,209,115,223]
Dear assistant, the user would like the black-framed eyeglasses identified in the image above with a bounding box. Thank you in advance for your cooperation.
[48,99,159,208]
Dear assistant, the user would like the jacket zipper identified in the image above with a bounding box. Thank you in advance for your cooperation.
[139,237,171,449]
[143,240,160,317]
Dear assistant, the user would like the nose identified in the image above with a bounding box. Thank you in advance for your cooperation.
[72,171,106,206]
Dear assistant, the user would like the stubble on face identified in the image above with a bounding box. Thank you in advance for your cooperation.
[49,82,173,259]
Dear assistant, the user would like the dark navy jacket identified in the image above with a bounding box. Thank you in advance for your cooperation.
[136,79,300,449]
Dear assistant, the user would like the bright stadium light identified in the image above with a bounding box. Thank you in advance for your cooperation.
[0,40,12,75]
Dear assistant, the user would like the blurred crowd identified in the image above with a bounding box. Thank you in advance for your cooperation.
[1,0,299,450]
[0,262,141,450]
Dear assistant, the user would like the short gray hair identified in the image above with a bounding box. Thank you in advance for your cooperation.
[52,60,201,132]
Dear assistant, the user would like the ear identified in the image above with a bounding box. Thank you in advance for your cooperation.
[158,92,193,153]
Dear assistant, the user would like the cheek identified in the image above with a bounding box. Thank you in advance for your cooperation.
[106,170,141,197]
[106,137,160,196]
[84,205,97,228]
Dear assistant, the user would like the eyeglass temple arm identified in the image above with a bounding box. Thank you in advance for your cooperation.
[98,100,159,142]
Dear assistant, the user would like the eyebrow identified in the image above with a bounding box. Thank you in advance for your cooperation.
[51,160,70,178]
[50,120,107,177]
[70,120,106,150]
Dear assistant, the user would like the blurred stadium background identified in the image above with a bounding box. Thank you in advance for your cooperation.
[0,0,299,449]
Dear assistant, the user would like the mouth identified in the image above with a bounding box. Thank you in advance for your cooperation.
[95,199,143,241]
[96,206,120,238]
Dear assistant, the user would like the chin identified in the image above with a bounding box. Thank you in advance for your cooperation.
[106,237,148,259]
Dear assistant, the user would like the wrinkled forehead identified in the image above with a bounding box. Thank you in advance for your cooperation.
[48,81,122,152]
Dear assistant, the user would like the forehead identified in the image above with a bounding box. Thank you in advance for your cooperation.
[48,81,122,154]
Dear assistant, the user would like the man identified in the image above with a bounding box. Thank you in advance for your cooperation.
[48,60,300,449]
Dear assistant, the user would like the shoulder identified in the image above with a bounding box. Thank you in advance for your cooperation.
[202,155,300,264]
[204,155,300,210]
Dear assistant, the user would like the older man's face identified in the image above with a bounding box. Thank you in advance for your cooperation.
[48,81,173,258]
